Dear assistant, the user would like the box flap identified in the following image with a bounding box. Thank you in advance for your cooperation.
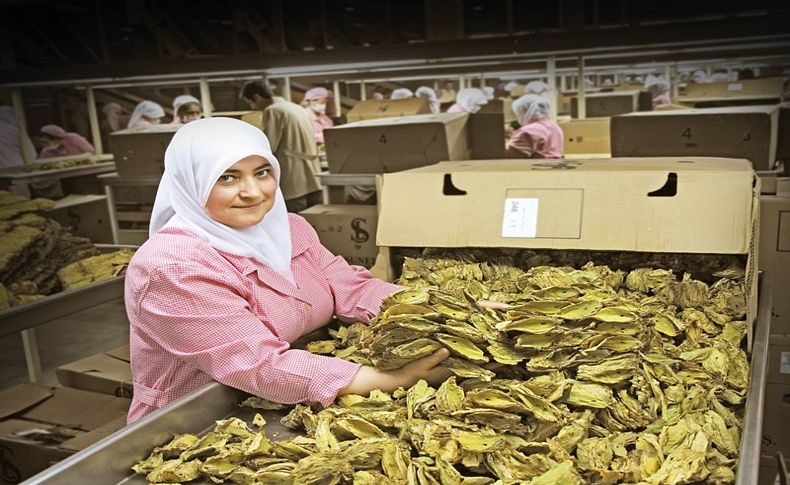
[21,387,130,431]
[106,345,130,362]
[0,384,54,420]
[378,157,754,254]
[59,415,127,452]
[299,204,378,217]
[575,90,640,99]
[346,98,430,121]
[617,105,778,118]
[55,353,132,382]
[331,112,467,130]
[684,77,785,98]
[0,418,54,437]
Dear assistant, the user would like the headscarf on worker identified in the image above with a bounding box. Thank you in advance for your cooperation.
[128,100,165,129]
[149,117,292,274]
[390,88,414,100]
[446,88,488,114]
[415,86,440,113]
[303,87,334,144]
[170,95,202,125]
[39,124,95,158]
[506,94,564,159]
[644,76,672,107]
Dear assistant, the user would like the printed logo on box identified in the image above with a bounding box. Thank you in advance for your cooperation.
[502,198,539,238]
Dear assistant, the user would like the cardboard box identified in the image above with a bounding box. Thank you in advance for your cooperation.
[0,383,130,482]
[324,112,469,174]
[685,77,785,99]
[767,335,790,385]
[109,125,179,176]
[469,111,505,160]
[345,98,430,123]
[47,194,113,244]
[758,454,786,485]
[299,204,378,268]
[374,157,758,324]
[56,345,132,398]
[570,90,649,117]
[558,117,611,154]
[762,382,790,458]
[611,106,783,171]
[760,196,790,334]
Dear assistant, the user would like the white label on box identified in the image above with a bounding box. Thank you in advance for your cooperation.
[502,198,539,238]
[727,83,743,92]
[781,352,790,374]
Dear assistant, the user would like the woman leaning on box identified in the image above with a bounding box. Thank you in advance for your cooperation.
[124,117,451,424]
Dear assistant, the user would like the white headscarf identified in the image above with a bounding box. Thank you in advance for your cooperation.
[482,87,495,100]
[173,95,201,114]
[390,88,414,99]
[128,100,165,129]
[415,86,440,113]
[512,94,551,126]
[455,88,488,113]
[149,117,292,272]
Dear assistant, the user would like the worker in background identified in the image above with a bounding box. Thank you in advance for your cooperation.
[691,70,708,83]
[415,86,440,113]
[645,76,672,108]
[126,117,452,423]
[506,94,564,159]
[525,81,554,104]
[390,88,414,99]
[446,88,488,114]
[240,80,321,213]
[302,87,334,145]
[128,100,165,129]
[102,102,130,133]
[38,124,95,158]
[482,87,495,101]
[0,106,36,168]
[170,95,202,126]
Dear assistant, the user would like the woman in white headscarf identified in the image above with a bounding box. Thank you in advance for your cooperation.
[390,88,414,99]
[506,94,564,159]
[170,95,202,126]
[415,86,440,113]
[125,117,450,424]
[446,88,488,113]
[128,100,165,129]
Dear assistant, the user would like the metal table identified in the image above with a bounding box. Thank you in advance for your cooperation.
[25,273,774,484]
[0,158,116,197]
[0,244,133,383]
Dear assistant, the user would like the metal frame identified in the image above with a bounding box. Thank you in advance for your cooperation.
[0,161,116,198]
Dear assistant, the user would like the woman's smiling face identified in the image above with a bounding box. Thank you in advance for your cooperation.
[205,155,278,228]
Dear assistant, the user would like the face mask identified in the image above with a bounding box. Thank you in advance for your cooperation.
[311,103,327,114]
[182,115,201,123]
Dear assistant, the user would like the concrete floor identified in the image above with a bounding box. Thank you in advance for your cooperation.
[0,297,129,391]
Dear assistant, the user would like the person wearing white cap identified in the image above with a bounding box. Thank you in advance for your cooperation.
[128,100,165,129]
[506,94,564,159]
[446,88,488,114]
[644,76,672,108]
[415,86,440,113]
[124,117,451,423]
[482,87,495,100]
[390,88,414,100]
[691,70,708,84]
[170,95,202,126]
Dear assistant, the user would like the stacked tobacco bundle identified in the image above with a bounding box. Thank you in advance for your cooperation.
[134,251,750,484]
[0,190,132,309]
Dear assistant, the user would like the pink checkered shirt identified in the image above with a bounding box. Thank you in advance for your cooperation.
[125,214,401,424]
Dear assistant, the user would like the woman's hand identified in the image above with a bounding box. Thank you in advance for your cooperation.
[338,348,452,396]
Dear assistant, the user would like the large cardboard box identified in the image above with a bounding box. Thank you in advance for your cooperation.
[299,204,378,268]
[570,90,649,117]
[758,454,786,485]
[55,345,132,398]
[558,117,611,154]
[374,157,758,322]
[0,383,130,482]
[767,335,790,385]
[47,194,113,244]
[611,106,783,170]
[469,111,505,160]
[759,196,790,333]
[324,113,469,174]
[345,98,430,123]
[109,125,179,176]
[762,382,790,458]
[685,77,785,99]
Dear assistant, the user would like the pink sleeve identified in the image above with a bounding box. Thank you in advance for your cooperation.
[136,263,361,406]
[66,134,96,154]
[312,119,325,144]
[297,218,402,323]
[506,128,537,158]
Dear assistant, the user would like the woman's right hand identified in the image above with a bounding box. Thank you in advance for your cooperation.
[338,348,452,396]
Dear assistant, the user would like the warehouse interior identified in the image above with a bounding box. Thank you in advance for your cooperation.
[1,0,789,483]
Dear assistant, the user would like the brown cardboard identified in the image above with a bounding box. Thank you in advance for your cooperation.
[106,344,130,361]
[778,107,790,161]
[0,384,129,483]
[762,382,790,457]
[55,349,132,398]
[299,204,378,268]
[345,98,430,123]
[571,90,647,118]
[685,77,785,99]
[469,111,505,159]
[767,335,790,385]
[47,194,113,244]
[558,117,611,154]
[611,106,781,170]
[758,454,786,485]
[324,112,469,174]
[760,196,790,334]
[108,125,179,176]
